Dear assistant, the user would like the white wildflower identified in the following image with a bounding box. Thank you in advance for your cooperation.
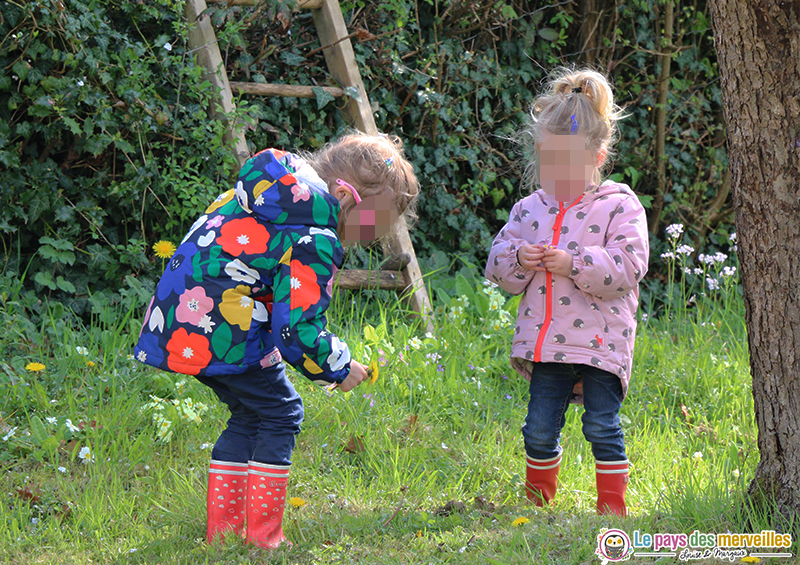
[665,223,684,239]
[78,446,95,464]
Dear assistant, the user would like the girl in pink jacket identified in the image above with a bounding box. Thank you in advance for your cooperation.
[485,68,649,516]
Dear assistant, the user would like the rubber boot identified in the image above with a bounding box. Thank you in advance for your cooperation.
[525,453,561,506]
[206,460,248,543]
[596,459,629,516]
[245,461,292,549]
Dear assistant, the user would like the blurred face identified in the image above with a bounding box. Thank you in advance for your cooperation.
[333,181,398,247]
[537,133,595,202]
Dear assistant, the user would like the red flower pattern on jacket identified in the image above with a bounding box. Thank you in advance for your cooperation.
[218,217,270,257]
[166,328,212,375]
[290,259,321,313]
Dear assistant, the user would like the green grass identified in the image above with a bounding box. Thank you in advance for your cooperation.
[0,267,796,565]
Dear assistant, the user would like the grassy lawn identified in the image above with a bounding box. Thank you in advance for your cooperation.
[0,264,794,564]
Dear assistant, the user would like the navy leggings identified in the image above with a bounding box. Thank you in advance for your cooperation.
[195,363,304,466]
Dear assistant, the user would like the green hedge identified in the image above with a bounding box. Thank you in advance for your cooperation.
[0,0,734,316]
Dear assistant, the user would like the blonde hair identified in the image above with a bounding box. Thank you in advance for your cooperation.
[304,132,419,234]
[521,67,625,191]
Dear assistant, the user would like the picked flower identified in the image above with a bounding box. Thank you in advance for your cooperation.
[368,360,379,385]
[288,497,306,508]
[512,517,530,527]
[26,362,46,372]
[152,240,177,259]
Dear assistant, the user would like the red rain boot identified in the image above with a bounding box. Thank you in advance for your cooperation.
[246,461,292,549]
[206,460,248,543]
[596,460,629,516]
[525,453,561,506]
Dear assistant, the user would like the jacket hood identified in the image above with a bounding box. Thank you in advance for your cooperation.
[233,149,340,230]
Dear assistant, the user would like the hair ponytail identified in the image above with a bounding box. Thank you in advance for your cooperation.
[520,67,626,192]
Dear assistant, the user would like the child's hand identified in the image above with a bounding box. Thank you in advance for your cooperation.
[542,248,574,277]
[517,244,546,271]
[338,361,370,392]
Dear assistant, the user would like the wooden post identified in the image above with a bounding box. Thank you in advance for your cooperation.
[311,0,433,331]
[184,0,250,167]
[310,0,378,134]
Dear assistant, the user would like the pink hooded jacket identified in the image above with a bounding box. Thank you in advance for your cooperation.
[485,181,649,399]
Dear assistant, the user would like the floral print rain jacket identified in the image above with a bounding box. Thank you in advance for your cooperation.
[134,149,351,385]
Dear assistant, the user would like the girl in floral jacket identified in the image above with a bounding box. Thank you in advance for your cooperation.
[135,133,418,548]
[485,68,649,516]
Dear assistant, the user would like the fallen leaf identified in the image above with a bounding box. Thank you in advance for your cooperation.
[474,496,496,513]
[434,500,466,516]
[344,434,366,454]
[16,485,40,503]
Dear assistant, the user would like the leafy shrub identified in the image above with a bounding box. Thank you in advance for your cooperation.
[0,0,240,315]
[1,0,735,317]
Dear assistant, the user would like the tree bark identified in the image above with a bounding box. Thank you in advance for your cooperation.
[650,0,674,235]
[708,0,800,526]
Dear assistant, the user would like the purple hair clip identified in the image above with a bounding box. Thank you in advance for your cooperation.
[570,114,579,134]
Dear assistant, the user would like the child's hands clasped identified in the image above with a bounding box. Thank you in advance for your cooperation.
[518,244,574,277]
[338,361,370,392]
[541,247,574,277]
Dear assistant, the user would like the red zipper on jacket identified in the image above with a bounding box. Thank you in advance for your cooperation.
[533,195,583,362]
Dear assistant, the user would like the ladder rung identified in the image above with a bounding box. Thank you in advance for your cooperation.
[334,270,409,291]
[230,81,344,99]
[206,0,322,8]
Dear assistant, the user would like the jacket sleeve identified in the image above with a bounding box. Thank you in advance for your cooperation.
[569,194,649,300]
[271,233,351,384]
[485,201,536,295]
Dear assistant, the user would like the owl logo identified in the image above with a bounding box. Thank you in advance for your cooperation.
[595,528,632,562]
[604,534,625,558]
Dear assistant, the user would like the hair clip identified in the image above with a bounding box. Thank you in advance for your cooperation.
[384,157,394,169]
[572,87,582,93]
[570,114,579,134]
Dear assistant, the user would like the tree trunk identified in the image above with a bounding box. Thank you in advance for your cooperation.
[579,0,600,65]
[650,0,674,236]
[708,0,800,526]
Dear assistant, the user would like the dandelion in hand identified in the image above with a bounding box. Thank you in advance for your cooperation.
[26,362,46,372]
[368,360,379,385]
[152,240,177,259]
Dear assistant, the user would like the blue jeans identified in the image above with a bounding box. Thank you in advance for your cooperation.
[195,363,304,466]
[522,362,626,461]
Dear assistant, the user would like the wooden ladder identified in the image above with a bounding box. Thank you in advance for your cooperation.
[185,0,433,332]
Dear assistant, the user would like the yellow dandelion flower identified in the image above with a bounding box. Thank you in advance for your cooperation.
[152,240,177,259]
[416,530,422,538]
[26,362,46,372]
[741,558,761,563]
[288,497,306,508]
[512,517,530,527]
[368,360,379,385]
[86,361,96,368]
